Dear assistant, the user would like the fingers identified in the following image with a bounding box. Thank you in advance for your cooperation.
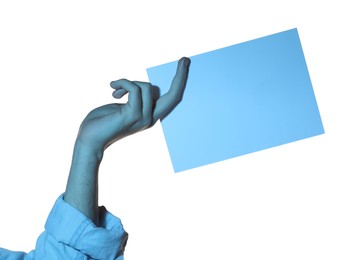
[134,81,153,126]
[170,57,191,96]
[153,57,190,122]
[110,56,190,126]
[110,79,142,112]
[112,88,128,99]
[110,79,154,127]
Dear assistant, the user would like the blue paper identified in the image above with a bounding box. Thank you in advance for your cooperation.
[147,28,324,173]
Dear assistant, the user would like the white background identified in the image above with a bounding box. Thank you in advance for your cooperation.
[0,1,353,259]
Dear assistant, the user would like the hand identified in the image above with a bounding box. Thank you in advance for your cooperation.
[76,57,190,155]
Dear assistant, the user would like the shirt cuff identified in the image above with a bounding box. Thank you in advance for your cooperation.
[44,194,128,259]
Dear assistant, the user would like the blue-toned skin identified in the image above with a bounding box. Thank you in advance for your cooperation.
[0,57,190,259]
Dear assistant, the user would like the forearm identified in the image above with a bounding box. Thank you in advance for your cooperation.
[62,57,189,226]
[64,140,103,226]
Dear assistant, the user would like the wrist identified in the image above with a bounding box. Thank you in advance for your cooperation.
[73,139,104,163]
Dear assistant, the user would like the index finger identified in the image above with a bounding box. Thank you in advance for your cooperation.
[153,57,191,122]
[110,79,142,112]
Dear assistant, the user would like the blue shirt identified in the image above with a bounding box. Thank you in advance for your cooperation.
[0,194,128,260]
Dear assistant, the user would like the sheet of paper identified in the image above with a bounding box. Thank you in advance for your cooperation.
[147,28,324,173]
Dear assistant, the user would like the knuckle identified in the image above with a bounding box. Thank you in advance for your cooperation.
[142,118,152,128]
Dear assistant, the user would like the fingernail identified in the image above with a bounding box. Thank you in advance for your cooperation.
[184,57,190,67]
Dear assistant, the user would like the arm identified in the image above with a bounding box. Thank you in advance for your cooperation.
[64,57,190,225]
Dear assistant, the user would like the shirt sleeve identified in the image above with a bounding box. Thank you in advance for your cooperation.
[13,194,127,260]
[0,248,27,260]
